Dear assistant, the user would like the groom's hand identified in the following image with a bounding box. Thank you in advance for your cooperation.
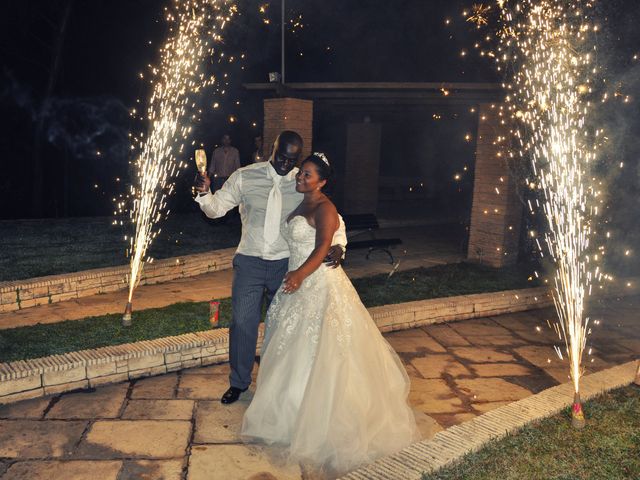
[324,245,344,269]
[195,172,211,194]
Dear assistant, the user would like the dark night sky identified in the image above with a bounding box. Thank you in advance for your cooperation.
[1,0,639,220]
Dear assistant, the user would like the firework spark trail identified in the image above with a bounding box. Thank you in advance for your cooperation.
[127,0,235,304]
[497,0,600,394]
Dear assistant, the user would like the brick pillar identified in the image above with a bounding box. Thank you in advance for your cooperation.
[263,98,313,159]
[467,103,522,267]
[343,122,382,215]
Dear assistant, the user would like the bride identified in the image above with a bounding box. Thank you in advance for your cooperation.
[241,152,419,474]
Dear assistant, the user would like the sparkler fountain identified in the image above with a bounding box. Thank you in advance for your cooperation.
[123,0,235,326]
[495,0,603,428]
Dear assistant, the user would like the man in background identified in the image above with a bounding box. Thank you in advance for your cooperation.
[209,133,241,191]
[251,135,265,163]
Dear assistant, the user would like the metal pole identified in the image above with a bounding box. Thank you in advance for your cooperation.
[281,0,285,84]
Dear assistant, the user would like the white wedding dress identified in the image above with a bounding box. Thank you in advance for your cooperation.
[241,216,419,474]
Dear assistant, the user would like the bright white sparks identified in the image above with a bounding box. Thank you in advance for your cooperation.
[497,0,600,394]
[127,0,235,303]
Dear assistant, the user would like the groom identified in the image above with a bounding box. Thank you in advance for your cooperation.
[194,130,347,404]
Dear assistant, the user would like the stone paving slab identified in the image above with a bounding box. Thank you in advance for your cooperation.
[177,373,231,400]
[410,355,472,379]
[468,362,536,377]
[408,378,466,415]
[386,331,447,354]
[0,420,88,459]
[130,373,179,399]
[122,399,195,420]
[455,378,532,403]
[449,347,517,363]
[45,383,129,420]
[448,319,513,337]
[187,444,301,480]
[194,399,251,444]
[421,325,471,347]
[461,334,528,347]
[2,460,122,480]
[0,396,50,419]
[118,459,184,480]
[77,420,191,459]
[181,363,229,375]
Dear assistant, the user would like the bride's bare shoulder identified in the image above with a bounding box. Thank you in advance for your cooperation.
[313,198,338,228]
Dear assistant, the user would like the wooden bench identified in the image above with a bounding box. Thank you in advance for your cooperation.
[343,214,402,264]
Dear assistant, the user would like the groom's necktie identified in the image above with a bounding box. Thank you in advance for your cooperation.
[264,168,283,244]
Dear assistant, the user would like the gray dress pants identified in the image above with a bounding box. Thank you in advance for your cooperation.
[229,253,289,389]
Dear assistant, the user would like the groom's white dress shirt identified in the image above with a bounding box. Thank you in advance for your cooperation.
[195,161,347,261]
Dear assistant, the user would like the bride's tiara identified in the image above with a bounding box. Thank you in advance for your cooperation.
[313,152,330,166]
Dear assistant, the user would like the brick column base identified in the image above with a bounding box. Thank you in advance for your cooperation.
[467,103,522,268]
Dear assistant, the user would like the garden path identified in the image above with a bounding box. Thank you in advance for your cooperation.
[0,225,464,329]
[0,296,638,479]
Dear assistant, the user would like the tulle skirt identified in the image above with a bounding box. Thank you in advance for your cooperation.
[241,265,419,474]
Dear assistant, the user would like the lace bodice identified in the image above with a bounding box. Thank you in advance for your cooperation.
[283,216,320,271]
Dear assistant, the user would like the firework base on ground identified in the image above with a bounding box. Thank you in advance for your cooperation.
[122,301,133,327]
[572,391,586,429]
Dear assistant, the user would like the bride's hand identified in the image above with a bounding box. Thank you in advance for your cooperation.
[283,270,305,294]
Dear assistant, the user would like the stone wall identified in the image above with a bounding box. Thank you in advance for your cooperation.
[0,248,235,313]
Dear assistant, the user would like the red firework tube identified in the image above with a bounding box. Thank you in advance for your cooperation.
[209,300,220,327]
[571,392,586,429]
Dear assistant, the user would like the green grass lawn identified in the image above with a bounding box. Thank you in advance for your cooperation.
[0,213,241,282]
[422,385,640,480]
[0,262,539,363]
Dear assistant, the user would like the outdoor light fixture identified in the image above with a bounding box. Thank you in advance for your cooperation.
[269,72,282,83]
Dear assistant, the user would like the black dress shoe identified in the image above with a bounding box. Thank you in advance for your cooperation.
[221,386,247,404]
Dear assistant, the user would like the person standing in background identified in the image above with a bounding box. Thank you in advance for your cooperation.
[209,133,241,191]
[251,135,265,163]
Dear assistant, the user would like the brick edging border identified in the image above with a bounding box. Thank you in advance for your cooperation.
[0,248,236,313]
[339,361,640,480]
[0,285,554,404]
[0,326,238,404]
[0,283,637,405]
